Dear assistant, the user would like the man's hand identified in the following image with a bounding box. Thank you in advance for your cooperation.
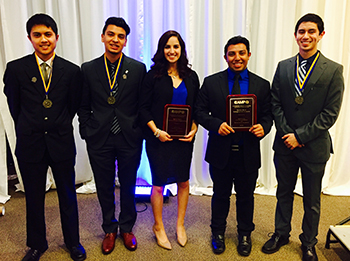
[218,122,234,136]
[282,133,304,150]
[249,124,264,138]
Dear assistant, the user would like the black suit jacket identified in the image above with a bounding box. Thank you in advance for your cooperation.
[3,53,82,163]
[195,69,272,172]
[139,69,200,139]
[272,53,344,163]
[78,54,146,149]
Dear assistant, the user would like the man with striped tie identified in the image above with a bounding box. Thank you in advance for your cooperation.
[78,17,146,254]
[262,13,344,261]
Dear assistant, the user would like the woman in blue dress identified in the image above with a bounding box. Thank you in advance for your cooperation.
[139,30,200,250]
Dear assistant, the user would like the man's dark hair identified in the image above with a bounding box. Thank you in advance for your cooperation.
[224,36,250,56]
[26,13,58,37]
[102,17,130,36]
[295,13,324,35]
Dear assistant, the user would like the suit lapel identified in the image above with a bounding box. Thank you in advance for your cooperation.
[247,71,257,94]
[219,70,229,98]
[24,54,46,96]
[115,55,130,102]
[96,55,112,96]
[286,56,297,97]
[49,56,64,92]
[303,53,327,97]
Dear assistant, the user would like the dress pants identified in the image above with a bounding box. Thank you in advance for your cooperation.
[274,153,326,246]
[19,150,79,252]
[210,147,258,236]
[87,132,142,234]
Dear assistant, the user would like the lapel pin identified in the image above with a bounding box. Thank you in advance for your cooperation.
[31,77,37,83]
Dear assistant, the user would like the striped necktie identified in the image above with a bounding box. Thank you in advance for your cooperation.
[295,59,307,96]
[110,63,121,134]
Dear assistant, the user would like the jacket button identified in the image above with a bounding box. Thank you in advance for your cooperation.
[44,117,48,120]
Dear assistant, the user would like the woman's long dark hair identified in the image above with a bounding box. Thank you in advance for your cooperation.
[151,30,192,79]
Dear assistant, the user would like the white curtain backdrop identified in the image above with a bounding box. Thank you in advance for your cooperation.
[0,0,349,202]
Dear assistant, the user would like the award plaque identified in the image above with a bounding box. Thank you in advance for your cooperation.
[163,104,191,138]
[226,94,257,131]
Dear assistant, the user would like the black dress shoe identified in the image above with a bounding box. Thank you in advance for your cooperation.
[22,248,42,261]
[301,245,318,261]
[237,235,252,256]
[68,244,86,261]
[262,232,289,254]
[211,234,225,254]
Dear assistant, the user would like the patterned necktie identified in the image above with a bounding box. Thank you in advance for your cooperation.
[232,73,241,94]
[109,63,121,134]
[295,59,307,96]
[41,63,49,84]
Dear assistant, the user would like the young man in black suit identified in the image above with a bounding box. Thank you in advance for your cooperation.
[78,17,146,254]
[195,36,272,256]
[262,14,344,261]
[3,13,86,261]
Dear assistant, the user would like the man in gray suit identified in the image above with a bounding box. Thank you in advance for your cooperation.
[262,14,344,261]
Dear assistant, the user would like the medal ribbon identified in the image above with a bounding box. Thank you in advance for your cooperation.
[104,53,123,92]
[296,52,320,91]
[35,53,55,95]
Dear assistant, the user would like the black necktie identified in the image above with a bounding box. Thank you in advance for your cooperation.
[110,63,121,134]
[232,73,241,94]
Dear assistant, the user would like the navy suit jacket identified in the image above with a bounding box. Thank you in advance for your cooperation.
[78,54,146,149]
[272,52,344,163]
[195,69,272,173]
[4,53,82,163]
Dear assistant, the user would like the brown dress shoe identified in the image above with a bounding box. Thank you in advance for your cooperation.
[102,232,117,255]
[121,232,137,251]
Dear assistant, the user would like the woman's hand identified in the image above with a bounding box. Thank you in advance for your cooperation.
[179,121,198,142]
[158,130,173,142]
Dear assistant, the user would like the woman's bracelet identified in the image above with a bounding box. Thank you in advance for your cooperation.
[154,128,161,138]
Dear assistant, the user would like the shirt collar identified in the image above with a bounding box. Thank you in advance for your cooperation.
[298,50,319,65]
[227,68,248,80]
[106,57,120,67]
[37,55,54,67]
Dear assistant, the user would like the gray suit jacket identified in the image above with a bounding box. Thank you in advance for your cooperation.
[272,52,344,163]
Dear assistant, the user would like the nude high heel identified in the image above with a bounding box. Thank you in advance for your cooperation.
[176,228,188,247]
[153,225,172,250]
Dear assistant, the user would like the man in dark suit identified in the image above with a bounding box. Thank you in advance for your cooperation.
[3,14,86,261]
[262,14,344,261]
[195,36,272,256]
[78,17,146,254]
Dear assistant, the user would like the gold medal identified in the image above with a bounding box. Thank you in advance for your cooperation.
[107,96,116,104]
[295,96,304,105]
[43,99,53,108]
